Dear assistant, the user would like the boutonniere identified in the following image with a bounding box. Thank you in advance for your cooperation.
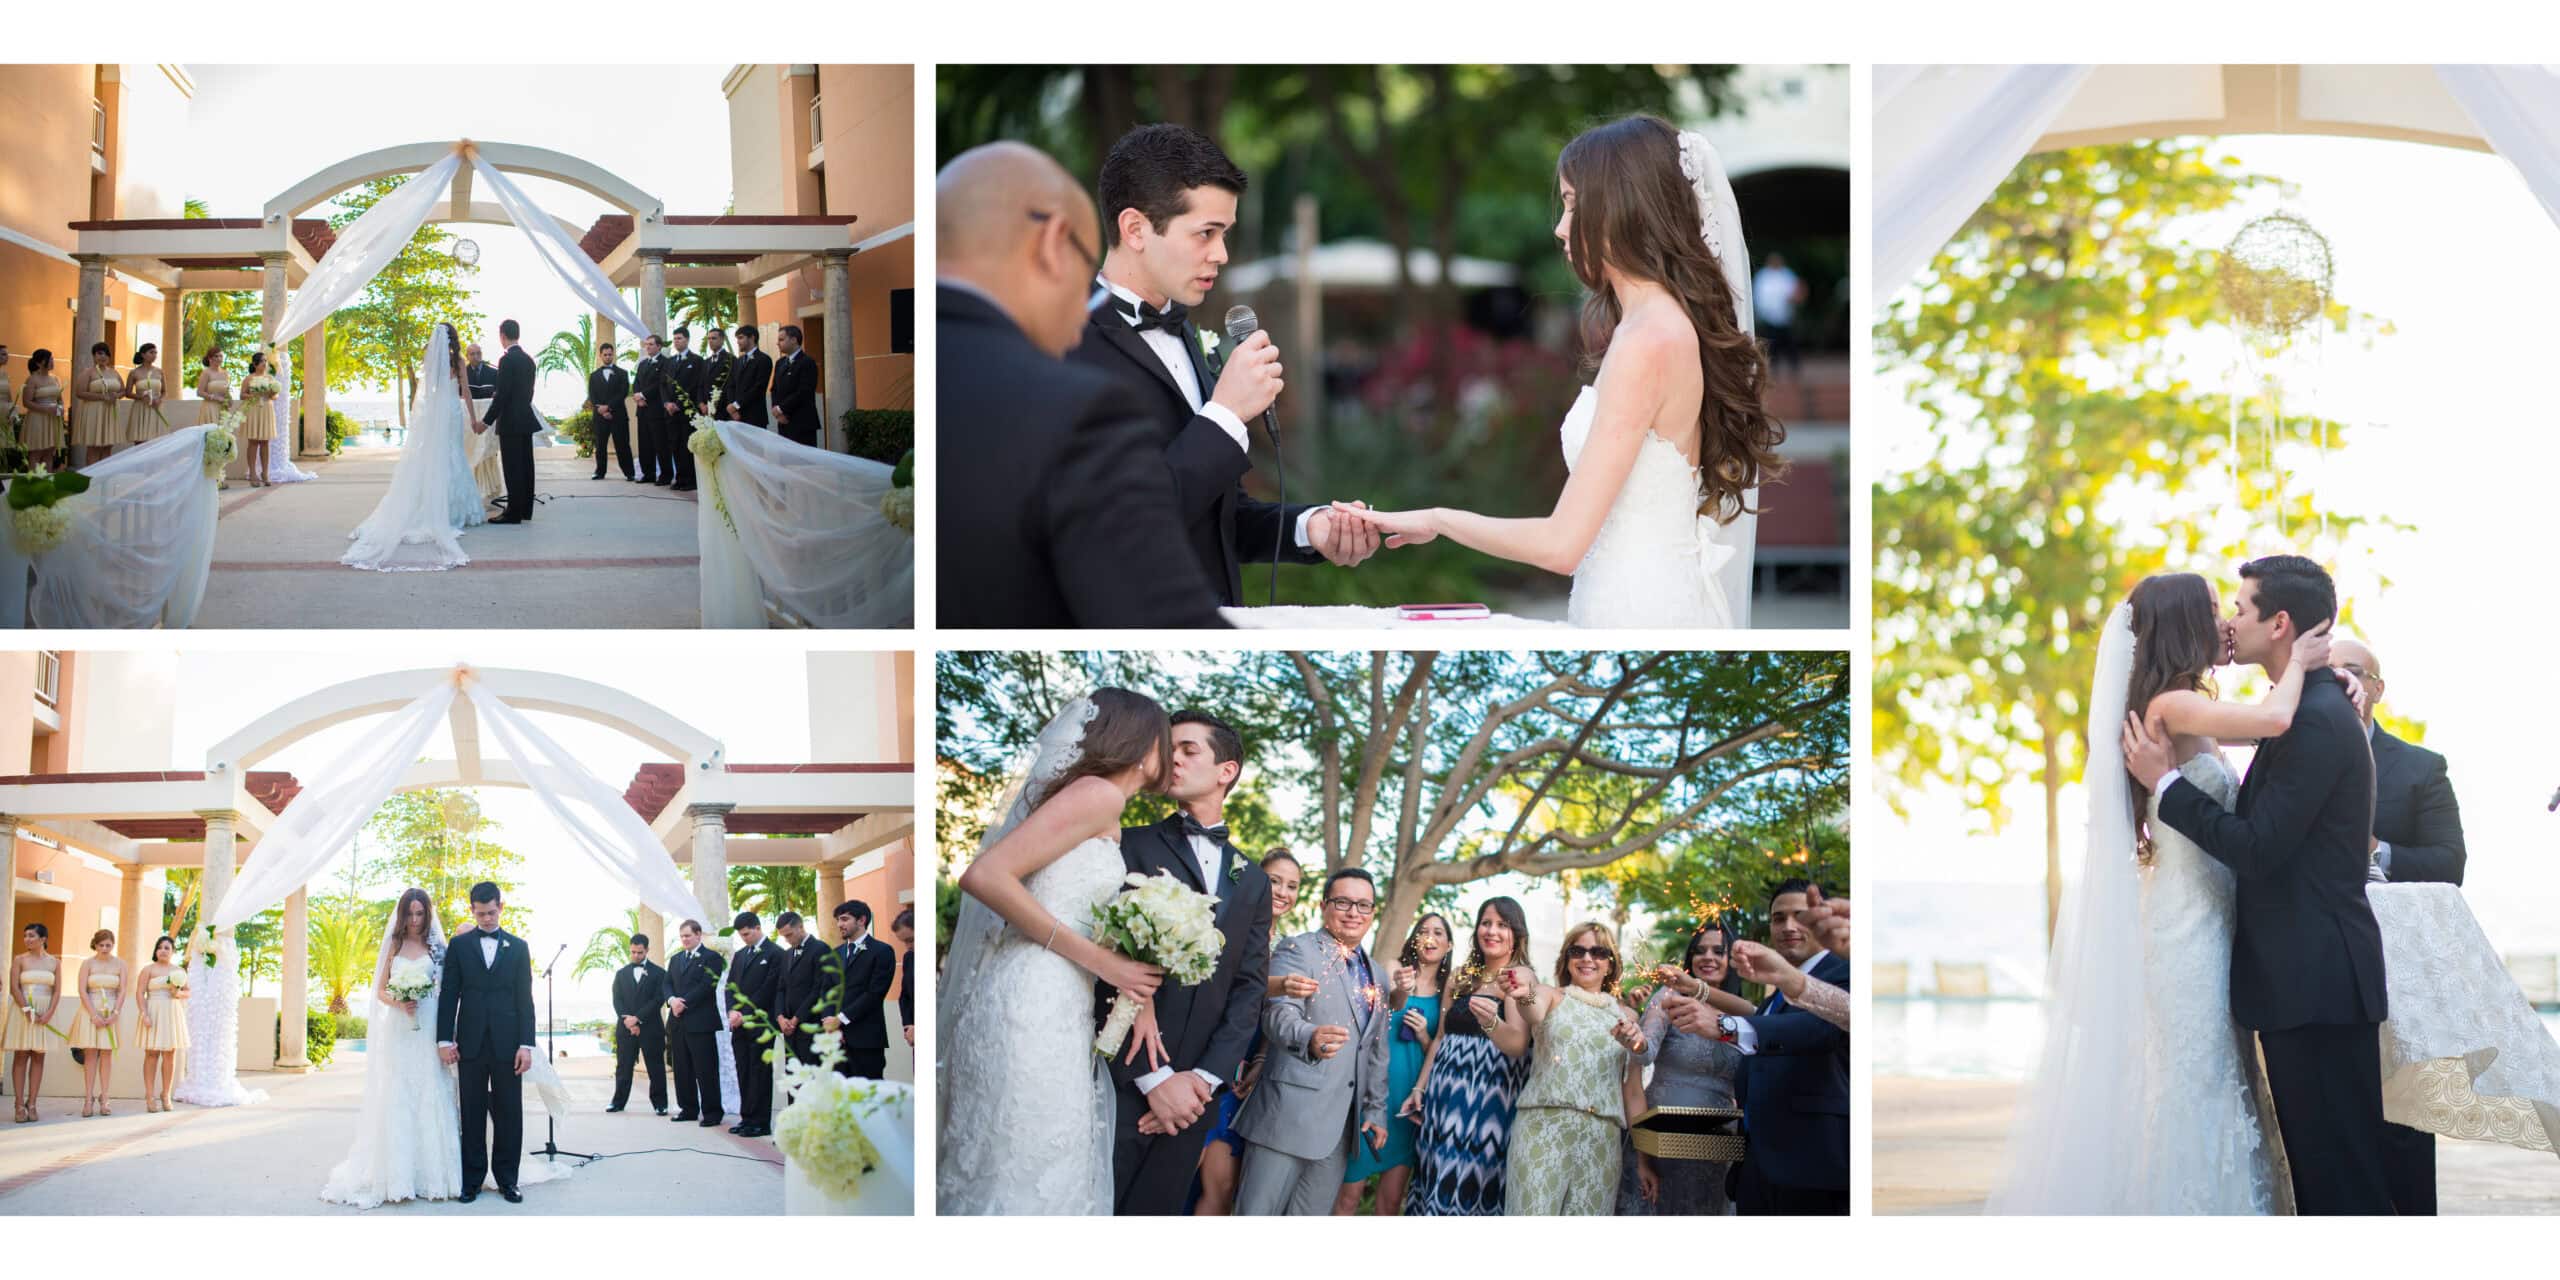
[1197,328,1222,368]
[1227,863,1242,885]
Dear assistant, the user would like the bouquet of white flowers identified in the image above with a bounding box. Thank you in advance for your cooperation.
[773,1029,901,1204]
[1090,870,1225,1057]
[385,954,436,1028]
[687,415,737,534]
[166,967,188,992]
[243,373,284,402]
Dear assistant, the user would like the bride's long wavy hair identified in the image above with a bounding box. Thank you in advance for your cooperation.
[1025,687,1172,811]
[431,322,466,388]
[2124,573,2222,862]
[1557,114,1785,521]
[390,887,437,949]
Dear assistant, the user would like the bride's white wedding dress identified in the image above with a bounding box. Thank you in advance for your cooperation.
[321,944,463,1208]
[1558,386,1739,628]
[343,327,480,572]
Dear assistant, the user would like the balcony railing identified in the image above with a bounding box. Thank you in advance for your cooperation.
[36,650,61,705]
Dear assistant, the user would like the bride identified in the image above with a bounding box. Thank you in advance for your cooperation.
[342,322,483,572]
[938,688,1172,1215]
[1335,115,1785,628]
[321,888,464,1207]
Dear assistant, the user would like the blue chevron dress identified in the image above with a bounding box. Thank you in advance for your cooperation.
[1405,990,1526,1215]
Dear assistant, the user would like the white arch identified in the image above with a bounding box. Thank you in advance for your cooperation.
[207,667,722,775]
[263,139,663,223]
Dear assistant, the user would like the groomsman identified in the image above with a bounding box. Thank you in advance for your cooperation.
[891,906,916,1049]
[664,918,725,1127]
[724,910,784,1138]
[633,334,669,485]
[768,324,820,449]
[827,899,898,1079]
[607,933,668,1114]
[774,911,837,1068]
[586,342,633,480]
[725,325,772,428]
[702,327,735,422]
[663,326,707,492]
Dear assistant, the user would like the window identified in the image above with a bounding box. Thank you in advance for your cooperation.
[890,289,914,354]
[91,100,106,155]
[808,95,824,146]
[36,651,61,705]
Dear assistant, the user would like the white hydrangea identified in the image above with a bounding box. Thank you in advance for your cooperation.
[1090,870,1225,1055]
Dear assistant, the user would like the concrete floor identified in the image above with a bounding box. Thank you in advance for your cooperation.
[0,1051,785,1215]
[191,444,701,629]
[1877,1075,2560,1215]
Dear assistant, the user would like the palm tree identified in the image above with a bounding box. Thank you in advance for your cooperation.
[667,287,738,332]
[727,865,816,921]
[576,907,647,979]
[536,315,631,381]
[307,895,385,1014]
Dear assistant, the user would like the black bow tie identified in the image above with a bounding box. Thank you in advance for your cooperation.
[1125,297,1190,335]
[1179,813,1230,844]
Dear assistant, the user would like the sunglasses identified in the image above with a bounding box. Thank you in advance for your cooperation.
[1565,944,1615,962]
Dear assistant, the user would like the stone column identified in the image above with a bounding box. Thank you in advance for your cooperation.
[300,322,328,458]
[637,903,664,965]
[820,248,855,453]
[198,809,243,1086]
[687,803,735,943]
[162,288,185,379]
[640,252,669,343]
[73,255,109,367]
[275,887,309,1070]
[737,287,759,330]
[595,314,616,358]
[0,817,19,966]
[824,863,854,943]
[117,865,146,966]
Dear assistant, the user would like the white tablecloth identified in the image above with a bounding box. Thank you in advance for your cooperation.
[1221,605,1567,630]
[2372,882,2560,1153]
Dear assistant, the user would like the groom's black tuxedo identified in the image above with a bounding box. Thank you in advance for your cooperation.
[1100,813,1272,1214]
[1066,293,1322,606]
[480,344,540,522]
[436,926,536,1193]
[2158,665,2391,1213]
[935,285,1224,628]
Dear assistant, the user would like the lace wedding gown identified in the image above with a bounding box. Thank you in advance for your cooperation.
[343,329,480,572]
[2136,752,2287,1214]
[1557,387,1739,628]
[320,949,464,1208]
[937,833,1124,1215]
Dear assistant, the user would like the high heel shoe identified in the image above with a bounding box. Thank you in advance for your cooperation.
[82,1099,96,1118]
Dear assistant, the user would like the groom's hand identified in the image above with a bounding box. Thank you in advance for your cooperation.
[513,1047,531,1075]
[1209,332,1284,423]
[1309,504,1380,567]
[2120,712,2174,789]
[1142,1071,1211,1132]
[439,1044,459,1065]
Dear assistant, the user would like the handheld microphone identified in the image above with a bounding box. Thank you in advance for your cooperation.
[1224,305,1283,606]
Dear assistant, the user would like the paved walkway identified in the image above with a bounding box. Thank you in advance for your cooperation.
[0,1052,781,1215]
[1877,1075,2560,1215]
[192,444,701,628]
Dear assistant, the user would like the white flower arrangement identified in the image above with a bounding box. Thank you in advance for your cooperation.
[1197,328,1221,361]
[8,503,70,556]
[385,954,437,1028]
[166,967,188,992]
[242,373,284,402]
[771,1028,901,1204]
[879,487,913,532]
[1090,870,1226,1056]
[687,415,737,534]
[201,424,238,479]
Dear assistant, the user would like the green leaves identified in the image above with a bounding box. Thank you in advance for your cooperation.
[5,469,89,510]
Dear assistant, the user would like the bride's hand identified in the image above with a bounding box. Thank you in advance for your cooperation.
[1331,502,1436,548]
[2289,619,2333,672]
[1122,1000,1170,1072]
[1096,952,1164,1003]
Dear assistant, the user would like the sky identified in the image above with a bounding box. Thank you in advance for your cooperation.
[158,643,817,1020]
[1874,133,2560,964]
[179,65,734,407]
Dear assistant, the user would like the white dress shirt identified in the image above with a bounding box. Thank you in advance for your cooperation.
[1100,278,1316,551]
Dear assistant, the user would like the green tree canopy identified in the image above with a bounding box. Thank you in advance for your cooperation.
[358,790,527,935]
[324,176,480,424]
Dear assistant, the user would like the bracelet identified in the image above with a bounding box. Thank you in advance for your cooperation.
[1043,921,1060,953]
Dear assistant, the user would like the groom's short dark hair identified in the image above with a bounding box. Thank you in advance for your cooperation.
[469,881,501,905]
[2240,554,2336,635]
[629,933,649,949]
[1100,124,1246,242]
[1171,709,1244,793]
[497,319,519,341]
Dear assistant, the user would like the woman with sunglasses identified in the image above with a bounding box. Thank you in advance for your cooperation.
[1503,921,1647,1215]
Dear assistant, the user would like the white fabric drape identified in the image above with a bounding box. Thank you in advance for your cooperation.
[269,152,463,347]
[467,155,654,341]
[460,681,703,923]
[212,682,451,929]
[698,420,914,629]
[2439,65,2560,231]
[1873,65,2095,307]
[27,423,221,629]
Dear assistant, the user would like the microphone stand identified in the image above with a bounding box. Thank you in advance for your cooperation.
[1266,407,1284,607]
[536,942,594,1163]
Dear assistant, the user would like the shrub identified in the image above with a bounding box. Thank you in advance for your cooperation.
[280,1008,338,1067]
[553,407,596,458]
[323,408,359,456]
[335,1012,368,1042]
[843,409,913,464]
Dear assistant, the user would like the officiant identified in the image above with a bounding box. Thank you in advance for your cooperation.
[464,341,499,400]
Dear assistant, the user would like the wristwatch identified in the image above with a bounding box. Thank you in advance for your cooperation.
[1712,1015,1741,1043]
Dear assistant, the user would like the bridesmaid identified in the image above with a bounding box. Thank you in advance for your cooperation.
[1617,925,1753,1215]
[1193,847,1308,1215]
[18,349,65,471]
[1335,911,1449,1214]
[71,342,122,466]
[124,342,169,445]
[1404,896,1536,1215]
[0,342,12,449]
[136,934,189,1112]
[65,928,127,1117]
[1503,921,1647,1216]
[6,923,60,1123]
[238,351,277,486]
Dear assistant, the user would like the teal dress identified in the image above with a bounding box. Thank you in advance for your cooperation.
[1345,990,1440,1182]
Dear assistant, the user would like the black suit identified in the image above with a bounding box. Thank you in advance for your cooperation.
[896,946,914,1046]
[1730,950,1851,1215]
[466,361,499,402]
[479,345,541,521]
[436,928,536,1193]
[609,958,668,1110]
[1065,293,1322,607]
[1101,815,1272,1214]
[2158,668,2390,1214]
[664,349,707,488]
[703,349,735,418]
[727,348,772,427]
[830,934,897,1079]
[725,936,784,1129]
[2371,725,2466,1214]
[664,944,725,1121]
[935,286,1225,629]
[633,354,669,483]
[769,348,820,448]
[586,365,633,479]
[776,935,839,1068]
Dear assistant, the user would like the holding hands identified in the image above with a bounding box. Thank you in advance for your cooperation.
[1329,501,1438,549]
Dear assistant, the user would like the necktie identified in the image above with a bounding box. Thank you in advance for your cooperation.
[1126,297,1190,334]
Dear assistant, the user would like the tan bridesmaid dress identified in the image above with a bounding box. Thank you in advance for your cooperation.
[140,970,189,1052]
[127,366,169,442]
[64,970,122,1050]
[72,366,121,449]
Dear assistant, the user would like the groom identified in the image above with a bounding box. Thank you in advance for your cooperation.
[479,318,541,523]
[1103,709,1272,1213]
[436,881,537,1204]
[2126,554,2392,1214]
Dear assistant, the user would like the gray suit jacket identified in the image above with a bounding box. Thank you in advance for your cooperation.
[1230,929,1391,1163]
